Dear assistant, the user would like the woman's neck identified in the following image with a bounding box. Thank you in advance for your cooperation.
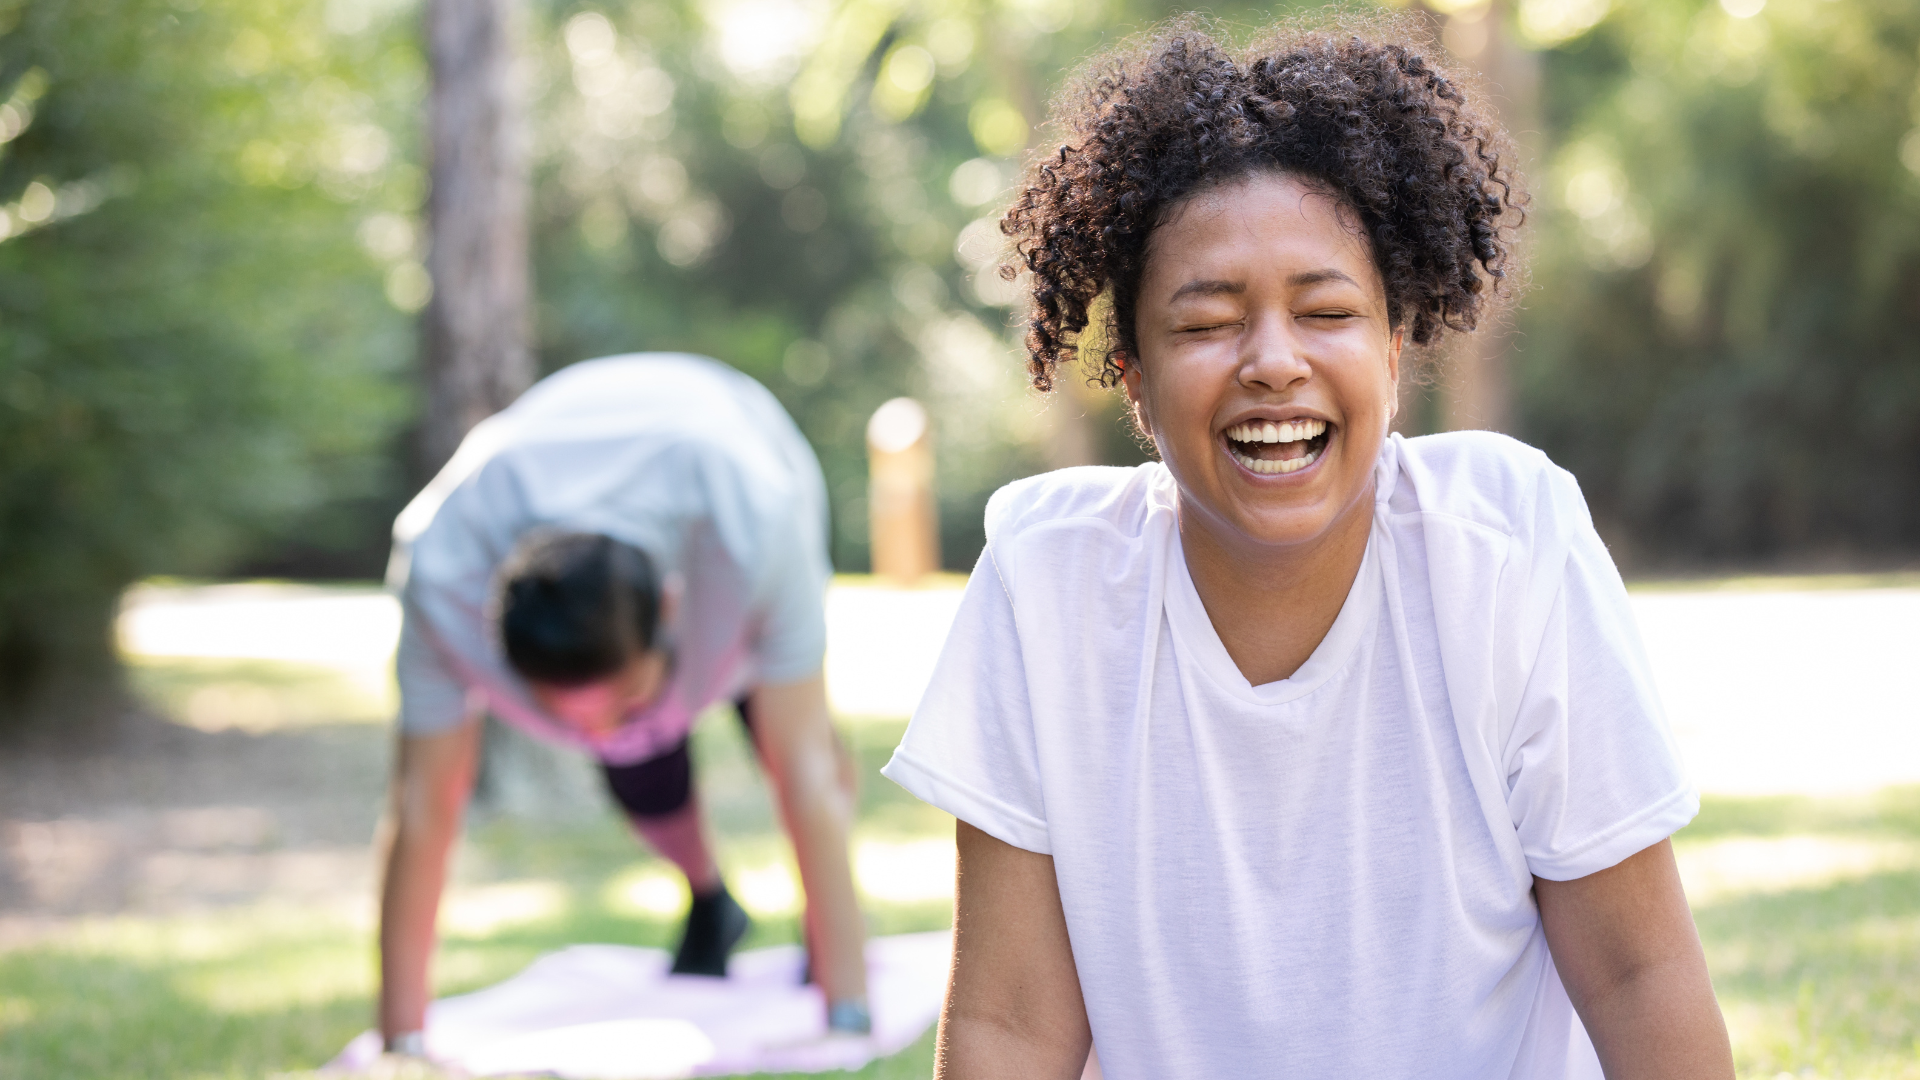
[1177,482,1374,687]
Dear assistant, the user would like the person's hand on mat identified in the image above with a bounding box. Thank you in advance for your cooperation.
[365,1046,469,1079]
[826,997,872,1036]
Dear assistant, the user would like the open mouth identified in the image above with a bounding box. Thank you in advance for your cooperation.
[1222,418,1332,476]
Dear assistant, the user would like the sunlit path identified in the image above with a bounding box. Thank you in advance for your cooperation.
[117,578,1920,797]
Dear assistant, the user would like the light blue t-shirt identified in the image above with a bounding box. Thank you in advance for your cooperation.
[387,353,831,765]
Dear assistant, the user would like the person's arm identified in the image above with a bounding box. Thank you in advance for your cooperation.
[937,820,1091,1080]
[1535,839,1734,1079]
[748,674,869,1007]
[376,713,481,1044]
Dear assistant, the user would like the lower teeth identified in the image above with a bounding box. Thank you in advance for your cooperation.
[1231,447,1318,475]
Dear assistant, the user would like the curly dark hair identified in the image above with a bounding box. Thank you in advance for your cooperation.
[1001,17,1525,392]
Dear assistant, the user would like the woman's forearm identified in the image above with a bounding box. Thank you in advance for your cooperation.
[1575,954,1733,1079]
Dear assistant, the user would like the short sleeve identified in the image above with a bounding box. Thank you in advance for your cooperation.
[1505,508,1698,881]
[881,545,1050,854]
[395,601,476,736]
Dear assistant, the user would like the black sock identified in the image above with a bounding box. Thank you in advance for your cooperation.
[670,880,750,977]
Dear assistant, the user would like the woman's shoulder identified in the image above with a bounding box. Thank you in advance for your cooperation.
[984,463,1171,546]
[1389,431,1587,544]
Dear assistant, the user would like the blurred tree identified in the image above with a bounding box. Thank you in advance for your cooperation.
[421,0,532,472]
[1414,0,1540,437]
[1514,0,1920,563]
[516,0,1303,572]
[0,0,416,721]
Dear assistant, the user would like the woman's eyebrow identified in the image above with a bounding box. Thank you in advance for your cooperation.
[1168,269,1360,302]
[1287,268,1360,288]
[1167,279,1244,302]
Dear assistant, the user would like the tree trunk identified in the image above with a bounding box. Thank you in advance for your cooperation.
[421,0,594,822]
[422,0,533,474]
[1428,0,1539,435]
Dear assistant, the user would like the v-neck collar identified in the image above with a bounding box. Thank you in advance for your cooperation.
[1160,463,1390,707]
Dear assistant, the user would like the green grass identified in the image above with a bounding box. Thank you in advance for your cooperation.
[1677,792,1920,1078]
[7,660,1920,1078]
[0,708,951,1080]
[124,655,396,730]
[1626,569,1920,594]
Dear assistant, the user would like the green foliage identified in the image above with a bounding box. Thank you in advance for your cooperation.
[1518,0,1920,560]
[520,0,1302,571]
[0,0,416,707]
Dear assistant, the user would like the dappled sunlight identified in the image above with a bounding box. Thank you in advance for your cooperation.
[1702,874,1920,1078]
[708,0,825,85]
[823,583,964,720]
[67,583,1920,1078]
[855,837,955,904]
[1633,589,1920,796]
[118,584,401,671]
[116,579,969,727]
[179,940,374,1015]
[134,660,393,731]
[119,585,402,729]
[1677,835,1920,904]
[734,862,802,917]
[441,881,571,938]
[603,866,690,918]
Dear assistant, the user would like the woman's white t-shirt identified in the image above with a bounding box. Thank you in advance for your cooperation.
[882,432,1696,1079]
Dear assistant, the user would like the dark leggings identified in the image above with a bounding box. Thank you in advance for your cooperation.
[600,697,755,819]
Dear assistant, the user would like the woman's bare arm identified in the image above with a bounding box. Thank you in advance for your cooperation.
[938,820,1091,1080]
[1535,839,1734,1079]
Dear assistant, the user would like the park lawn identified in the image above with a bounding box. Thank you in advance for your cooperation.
[2,694,1917,1078]
[0,713,949,1080]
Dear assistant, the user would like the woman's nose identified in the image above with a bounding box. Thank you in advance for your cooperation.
[1237,314,1310,392]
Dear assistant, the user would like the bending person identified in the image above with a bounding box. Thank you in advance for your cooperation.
[376,352,867,1059]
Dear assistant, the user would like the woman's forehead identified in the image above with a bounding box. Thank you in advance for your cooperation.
[1145,173,1379,289]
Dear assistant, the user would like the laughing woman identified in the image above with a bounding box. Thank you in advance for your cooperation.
[881,20,1735,1080]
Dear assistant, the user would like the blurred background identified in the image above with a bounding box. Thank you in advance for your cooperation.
[1,0,1917,1077]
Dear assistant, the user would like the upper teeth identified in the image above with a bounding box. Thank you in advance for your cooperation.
[1224,418,1327,444]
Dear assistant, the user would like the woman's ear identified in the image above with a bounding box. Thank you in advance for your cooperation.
[1119,353,1148,429]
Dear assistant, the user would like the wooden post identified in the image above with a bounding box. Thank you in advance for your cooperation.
[866,398,940,584]
[420,0,532,474]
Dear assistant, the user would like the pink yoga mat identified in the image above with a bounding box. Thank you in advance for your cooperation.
[326,931,951,1078]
